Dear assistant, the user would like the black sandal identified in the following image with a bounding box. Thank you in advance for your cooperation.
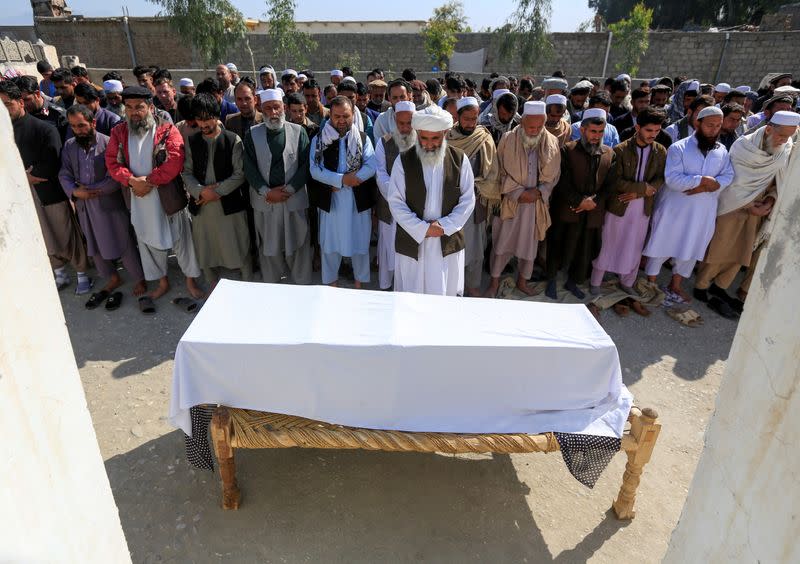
[138,296,156,314]
[85,290,110,310]
[105,292,123,311]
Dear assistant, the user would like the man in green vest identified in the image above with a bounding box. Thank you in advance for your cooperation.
[387,106,476,296]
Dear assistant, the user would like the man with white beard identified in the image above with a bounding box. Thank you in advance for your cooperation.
[486,100,561,298]
[388,106,476,296]
[242,89,312,284]
[374,100,416,290]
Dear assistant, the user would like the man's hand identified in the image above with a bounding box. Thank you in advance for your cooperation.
[518,187,541,204]
[265,186,291,204]
[618,192,638,203]
[198,185,221,205]
[644,183,657,197]
[342,173,362,187]
[425,221,445,238]
[73,185,100,200]
[572,197,597,213]
[25,166,47,186]
[749,200,774,217]
[129,176,153,197]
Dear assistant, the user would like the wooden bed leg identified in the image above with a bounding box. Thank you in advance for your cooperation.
[210,407,241,510]
[613,407,661,520]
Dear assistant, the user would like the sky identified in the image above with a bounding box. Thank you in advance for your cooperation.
[2,0,596,31]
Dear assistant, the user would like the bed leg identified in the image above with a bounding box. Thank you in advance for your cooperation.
[613,407,660,520]
[210,407,241,510]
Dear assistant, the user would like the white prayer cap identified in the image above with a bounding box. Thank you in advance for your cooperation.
[178,78,194,87]
[341,76,357,85]
[411,105,453,131]
[258,89,283,103]
[687,80,700,92]
[545,94,567,106]
[281,68,298,78]
[103,79,123,93]
[330,69,344,77]
[581,108,607,121]
[775,85,800,94]
[259,65,275,75]
[571,80,593,92]
[394,101,415,113]
[522,101,546,116]
[714,82,731,93]
[456,96,479,111]
[492,88,511,100]
[769,110,800,127]
[696,106,724,120]
[297,74,307,81]
[226,63,238,72]
[734,85,751,93]
[541,77,569,91]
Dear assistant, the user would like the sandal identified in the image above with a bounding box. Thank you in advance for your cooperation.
[105,291,123,311]
[613,302,630,317]
[172,297,200,313]
[666,307,704,328]
[138,296,156,315]
[85,290,110,310]
[628,299,651,317]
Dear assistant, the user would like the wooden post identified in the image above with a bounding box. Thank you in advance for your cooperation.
[613,407,661,520]
[210,407,241,510]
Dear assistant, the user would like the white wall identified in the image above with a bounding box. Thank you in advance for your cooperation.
[664,145,800,561]
[0,105,130,561]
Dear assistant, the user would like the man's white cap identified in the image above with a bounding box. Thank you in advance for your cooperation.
[341,76,357,85]
[522,101,546,116]
[687,80,700,92]
[297,74,307,81]
[545,94,567,106]
[775,85,800,93]
[178,78,194,87]
[456,96,479,111]
[226,63,238,72]
[714,82,731,93]
[259,66,275,75]
[734,85,751,93]
[330,69,344,77]
[492,88,511,100]
[411,105,453,131]
[103,79,123,93]
[281,69,298,78]
[696,106,724,120]
[616,73,631,82]
[769,110,800,127]
[571,79,594,92]
[395,101,415,113]
[258,89,283,103]
[581,108,607,121]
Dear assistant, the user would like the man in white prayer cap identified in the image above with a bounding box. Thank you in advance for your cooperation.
[643,105,734,304]
[242,88,313,284]
[447,96,498,296]
[215,63,236,104]
[226,63,240,86]
[374,100,416,290]
[309,95,377,288]
[544,94,571,146]
[103,79,125,117]
[694,110,799,317]
[388,106,476,296]
[178,78,195,96]
[259,66,277,91]
[330,69,344,87]
[486,101,561,298]
[713,83,731,105]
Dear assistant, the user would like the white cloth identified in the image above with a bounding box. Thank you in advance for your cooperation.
[170,280,633,437]
[373,107,396,139]
[128,126,172,250]
[644,135,735,261]
[665,121,694,143]
[388,152,475,296]
[374,137,397,289]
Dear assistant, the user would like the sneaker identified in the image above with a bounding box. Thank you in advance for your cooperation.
[75,276,94,295]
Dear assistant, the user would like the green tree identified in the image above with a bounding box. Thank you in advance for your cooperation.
[148,0,247,69]
[421,1,468,70]
[589,0,784,29]
[608,2,653,77]
[496,0,553,71]
[265,0,317,69]
[336,52,361,72]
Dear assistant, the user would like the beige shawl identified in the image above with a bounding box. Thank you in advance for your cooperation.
[546,118,572,147]
[447,124,500,205]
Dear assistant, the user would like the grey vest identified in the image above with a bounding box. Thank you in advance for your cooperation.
[249,121,308,213]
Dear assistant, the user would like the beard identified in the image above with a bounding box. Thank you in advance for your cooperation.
[415,138,448,167]
[75,129,95,149]
[580,136,603,155]
[521,130,544,151]
[265,114,285,131]
[127,110,156,136]
[392,128,417,152]
[457,124,475,136]
[695,130,720,152]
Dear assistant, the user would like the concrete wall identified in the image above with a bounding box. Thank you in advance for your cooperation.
[33,17,800,86]
[0,105,130,561]
[663,136,800,562]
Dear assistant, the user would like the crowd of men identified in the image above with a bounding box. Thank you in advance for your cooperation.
[3,59,798,321]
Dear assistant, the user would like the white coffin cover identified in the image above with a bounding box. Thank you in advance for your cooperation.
[170,280,632,438]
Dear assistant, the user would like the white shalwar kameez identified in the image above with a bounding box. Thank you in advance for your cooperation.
[374,137,398,289]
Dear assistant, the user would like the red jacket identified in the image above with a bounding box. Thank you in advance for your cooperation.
[106,117,188,215]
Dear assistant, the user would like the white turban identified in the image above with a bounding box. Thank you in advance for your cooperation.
[394,101,415,113]
[330,70,344,77]
[714,83,731,93]
[103,79,123,93]
[523,101,546,116]
[696,106,723,120]
[258,89,283,103]
[281,69,297,78]
[456,96,479,110]
[411,106,453,131]
[545,94,567,106]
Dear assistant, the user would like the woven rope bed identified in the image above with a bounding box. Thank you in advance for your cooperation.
[209,405,661,519]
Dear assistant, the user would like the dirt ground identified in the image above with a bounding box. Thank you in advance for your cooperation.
[62,260,736,563]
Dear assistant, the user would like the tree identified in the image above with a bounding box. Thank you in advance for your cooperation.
[588,0,784,29]
[148,0,247,69]
[337,52,361,72]
[495,0,553,71]
[421,1,468,70]
[265,0,317,69]
[608,2,653,77]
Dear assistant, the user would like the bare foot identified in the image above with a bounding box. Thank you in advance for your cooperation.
[186,277,204,300]
[132,280,147,297]
[465,287,481,297]
[669,284,691,303]
[516,278,539,296]
[483,279,500,298]
[354,280,362,289]
[101,273,123,293]
[149,277,170,300]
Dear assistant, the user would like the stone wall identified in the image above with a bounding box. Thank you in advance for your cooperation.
[33,17,800,87]
[0,34,59,78]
